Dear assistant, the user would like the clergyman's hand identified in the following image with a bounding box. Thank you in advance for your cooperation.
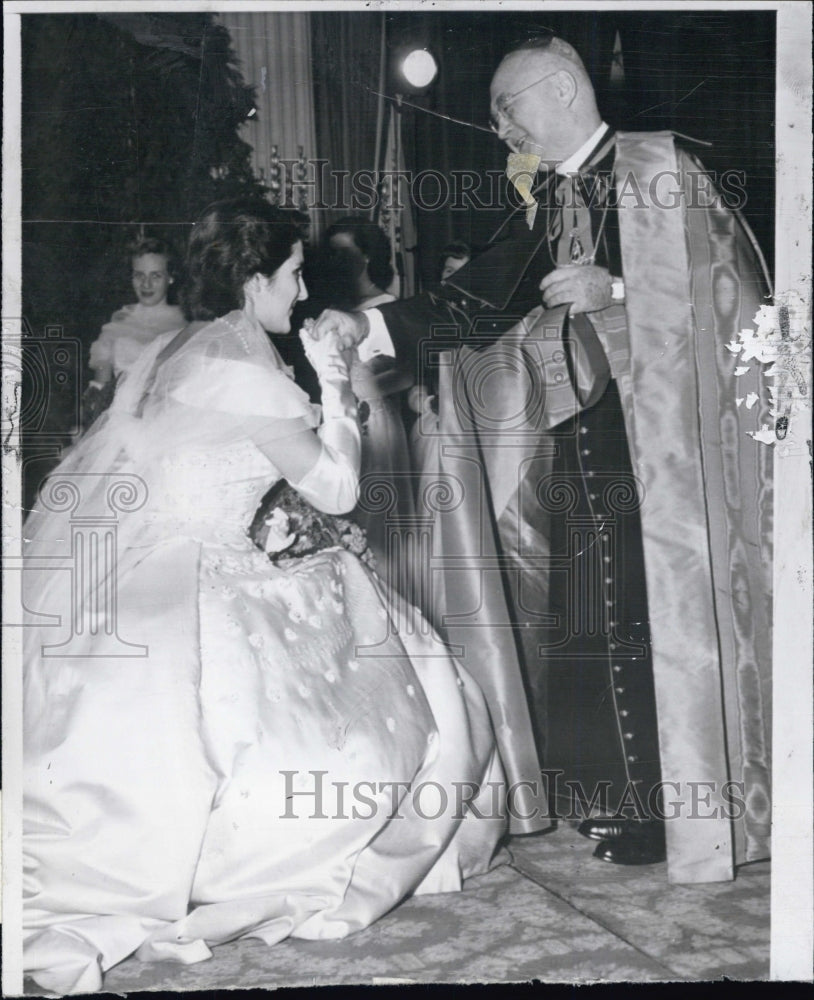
[306,309,370,351]
[540,265,612,314]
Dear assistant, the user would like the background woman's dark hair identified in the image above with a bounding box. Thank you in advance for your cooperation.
[439,240,471,274]
[326,216,394,292]
[185,199,309,321]
[128,236,181,304]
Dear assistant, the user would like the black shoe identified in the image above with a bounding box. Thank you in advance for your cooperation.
[591,822,666,866]
[577,817,633,841]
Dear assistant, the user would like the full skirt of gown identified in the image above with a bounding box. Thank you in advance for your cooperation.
[22,322,508,992]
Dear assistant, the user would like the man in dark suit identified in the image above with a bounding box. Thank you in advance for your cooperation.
[309,34,771,875]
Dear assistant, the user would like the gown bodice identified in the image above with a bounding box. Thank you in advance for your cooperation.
[138,436,277,550]
[119,311,318,551]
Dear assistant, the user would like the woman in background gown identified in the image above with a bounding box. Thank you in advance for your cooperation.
[83,238,186,425]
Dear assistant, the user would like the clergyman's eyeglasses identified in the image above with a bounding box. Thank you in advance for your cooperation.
[488,69,561,134]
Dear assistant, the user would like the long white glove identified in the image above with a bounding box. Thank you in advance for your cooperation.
[293,325,361,515]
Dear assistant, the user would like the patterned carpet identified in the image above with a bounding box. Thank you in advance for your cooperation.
[96,824,769,992]
[509,824,770,982]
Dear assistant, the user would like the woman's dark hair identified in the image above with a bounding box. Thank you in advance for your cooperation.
[441,240,471,260]
[440,240,471,269]
[185,199,309,320]
[129,237,181,303]
[326,216,394,292]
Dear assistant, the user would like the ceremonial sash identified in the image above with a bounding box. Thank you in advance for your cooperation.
[612,132,772,882]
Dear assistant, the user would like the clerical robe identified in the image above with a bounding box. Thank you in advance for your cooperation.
[376,131,772,883]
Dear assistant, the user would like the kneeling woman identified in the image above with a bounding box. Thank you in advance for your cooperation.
[22,200,506,994]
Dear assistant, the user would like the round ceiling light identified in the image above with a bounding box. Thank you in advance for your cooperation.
[399,48,438,90]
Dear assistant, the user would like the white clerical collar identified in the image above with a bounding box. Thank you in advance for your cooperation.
[556,122,612,175]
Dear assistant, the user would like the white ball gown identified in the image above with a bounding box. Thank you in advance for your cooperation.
[89,300,187,379]
[22,311,507,994]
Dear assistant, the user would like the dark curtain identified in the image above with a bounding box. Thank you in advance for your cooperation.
[310,12,386,232]
[294,11,388,353]
[613,12,775,271]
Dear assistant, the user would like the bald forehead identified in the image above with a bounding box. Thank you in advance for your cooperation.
[490,39,589,101]
[490,49,553,99]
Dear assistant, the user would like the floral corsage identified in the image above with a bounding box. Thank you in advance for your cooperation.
[250,481,376,569]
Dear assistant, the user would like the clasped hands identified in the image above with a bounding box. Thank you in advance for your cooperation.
[302,265,613,351]
[299,315,365,381]
[302,310,370,354]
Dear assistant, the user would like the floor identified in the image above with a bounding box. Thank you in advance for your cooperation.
[100,823,770,992]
